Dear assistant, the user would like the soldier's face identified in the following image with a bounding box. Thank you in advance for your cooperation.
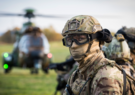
[69,42,89,61]
[31,32,41,37]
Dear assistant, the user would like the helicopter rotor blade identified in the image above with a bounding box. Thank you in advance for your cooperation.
[0,11,121,19]
[0,13,24,17]
[36,14,121,19]
[35,14,65,18]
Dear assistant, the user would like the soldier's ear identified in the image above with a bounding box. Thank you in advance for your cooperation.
[97,29,113,43]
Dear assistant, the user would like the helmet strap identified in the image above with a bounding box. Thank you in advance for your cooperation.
[79,39,101,64]
[84,41,93,57]
[78,41,94,63]
[83,34,95,57]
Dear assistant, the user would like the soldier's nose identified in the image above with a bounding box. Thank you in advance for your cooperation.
[71,42,79,48]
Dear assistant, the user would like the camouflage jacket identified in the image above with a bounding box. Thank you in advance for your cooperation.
[130,52,135,69]
[63,57,135,95]
[117,61,135,78]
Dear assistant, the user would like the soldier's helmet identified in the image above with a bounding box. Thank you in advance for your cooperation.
[62,15,112,47]
[62,15,102,36]
[24,26,33,34]
[117,27,135,51]
[103,34,131,61]
[121,26,135,36]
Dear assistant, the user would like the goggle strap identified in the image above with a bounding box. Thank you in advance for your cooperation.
[62,38,66,46]
[90,32,100,40]
[86,41,93,53]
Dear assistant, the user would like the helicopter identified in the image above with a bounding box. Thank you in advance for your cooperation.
[0,8,62,74]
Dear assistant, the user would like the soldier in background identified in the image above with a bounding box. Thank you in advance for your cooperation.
[117,27,135,69]
[102,34,135,78]
[18,26,33,66]
[29,27,50,54]
[29,27,50,73]
[49,57,78,95]
[61,15,135,95]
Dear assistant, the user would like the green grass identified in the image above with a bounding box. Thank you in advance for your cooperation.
[0,41,70,95]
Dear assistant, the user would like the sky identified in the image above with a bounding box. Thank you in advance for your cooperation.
[0,0,135,34]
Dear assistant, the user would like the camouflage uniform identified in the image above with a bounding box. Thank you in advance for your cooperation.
[49,57,78,95]
[117,27,135,69]
[103,33,135,77]
[64,54,135,95]
[130,52,135,69]
[61,15,135,95]
[125,28,135,69]
[59,62,79,95]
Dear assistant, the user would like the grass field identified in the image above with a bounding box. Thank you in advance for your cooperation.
[0,41,70,95]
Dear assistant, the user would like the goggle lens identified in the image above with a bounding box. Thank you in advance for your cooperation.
[63,34,90,47]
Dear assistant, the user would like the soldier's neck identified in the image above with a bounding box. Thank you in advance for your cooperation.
[79,40,102,64]
[78,41,105,73]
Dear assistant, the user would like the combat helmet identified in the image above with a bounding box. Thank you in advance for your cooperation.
[62,15,102,36]
[62,15,112,47]
[117,27,135,51]
[121,26,135,36]
[104,34,131,61]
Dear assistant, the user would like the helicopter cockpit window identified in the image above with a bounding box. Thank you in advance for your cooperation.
[19,32,50,54]
[29,36,43,47]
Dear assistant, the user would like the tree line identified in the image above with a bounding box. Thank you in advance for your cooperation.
[0,26,63,44]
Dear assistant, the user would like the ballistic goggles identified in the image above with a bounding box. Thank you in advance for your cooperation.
[62,33,98,47]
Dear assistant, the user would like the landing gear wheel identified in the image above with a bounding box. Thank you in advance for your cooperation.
[4,69,10,73]
[31,69,38,74]
[31,70,34,74]
[4,67,11,74]
[35,69,38,74]
[42,68,49,74]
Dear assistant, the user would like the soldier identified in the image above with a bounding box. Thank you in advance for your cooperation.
[61,15,135,95]
[117,27,135,69]
[18,26,33,66]
[103,34,135,78]
[49,56,78,95]
[30,27,50,54]
[29,27,50,73]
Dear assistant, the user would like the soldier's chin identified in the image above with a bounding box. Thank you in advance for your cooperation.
[72,55,82,61]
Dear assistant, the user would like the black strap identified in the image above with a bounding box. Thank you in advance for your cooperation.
[84,41,93,56]
[90,32,99,40]
[79,77,92,95]
[73,69,79,82]
[122,69,126,95]
[65,88,71,95]
[66,84,74,95]
[65,69,78,95]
